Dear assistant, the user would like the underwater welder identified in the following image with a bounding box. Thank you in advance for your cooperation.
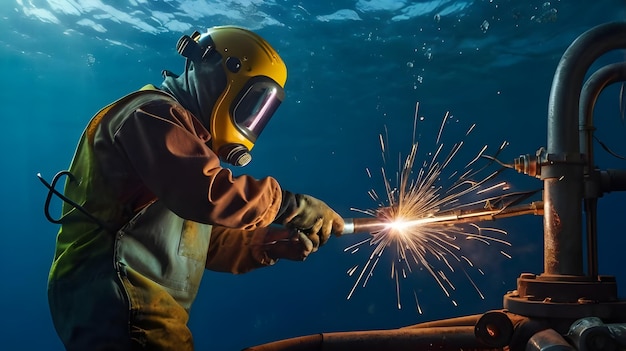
[44,26,344,351]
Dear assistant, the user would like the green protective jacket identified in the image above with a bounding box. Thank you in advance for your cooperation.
[48,86,283,349]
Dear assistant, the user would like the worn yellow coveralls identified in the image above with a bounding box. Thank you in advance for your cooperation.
[48,87,283,350]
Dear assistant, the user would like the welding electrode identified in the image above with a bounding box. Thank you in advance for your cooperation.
[341,217,388,235]
[341,201,544,235]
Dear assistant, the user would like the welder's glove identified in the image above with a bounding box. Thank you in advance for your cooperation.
[275,191,345,251]
[260,226,315,262]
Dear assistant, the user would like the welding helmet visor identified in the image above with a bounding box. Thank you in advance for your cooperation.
[232,76,285,142]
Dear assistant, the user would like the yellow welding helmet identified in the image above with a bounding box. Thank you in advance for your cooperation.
[176,26,287,166]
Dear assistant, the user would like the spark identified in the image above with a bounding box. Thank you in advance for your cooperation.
[346,103,520,313]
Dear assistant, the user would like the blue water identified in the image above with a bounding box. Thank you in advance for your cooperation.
[2,0,626,350]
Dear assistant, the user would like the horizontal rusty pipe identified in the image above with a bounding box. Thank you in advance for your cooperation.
[401,314,483,329]
[242,326,486,351]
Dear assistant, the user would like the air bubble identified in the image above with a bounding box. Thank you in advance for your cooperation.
[480,20,489,33]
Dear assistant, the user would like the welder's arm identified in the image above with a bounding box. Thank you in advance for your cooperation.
[111,100,282,230]
[275,191,345,251]
[206,225,314,274]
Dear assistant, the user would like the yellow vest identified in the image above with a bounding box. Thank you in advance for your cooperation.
[50,85,212,310]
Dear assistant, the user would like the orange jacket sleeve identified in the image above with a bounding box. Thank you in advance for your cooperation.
[205,225,274,274]
[108,98,283,230]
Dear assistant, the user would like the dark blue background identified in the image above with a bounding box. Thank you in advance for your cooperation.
[1,1,625,350]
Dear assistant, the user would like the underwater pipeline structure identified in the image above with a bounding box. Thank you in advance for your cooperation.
[244,22,626,351]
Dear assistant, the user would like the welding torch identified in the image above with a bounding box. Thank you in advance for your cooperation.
[341,201,544,235]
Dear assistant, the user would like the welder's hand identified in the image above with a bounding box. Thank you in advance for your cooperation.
[280,193,344,251]
[262,227,314,261]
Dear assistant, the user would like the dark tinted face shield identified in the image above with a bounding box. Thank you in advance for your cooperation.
[231,76,285,142]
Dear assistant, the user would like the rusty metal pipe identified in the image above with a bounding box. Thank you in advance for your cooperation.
[544,22,626,275]
[579,62,626,278]
[242,326,486,351]
[401,314,483,329]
